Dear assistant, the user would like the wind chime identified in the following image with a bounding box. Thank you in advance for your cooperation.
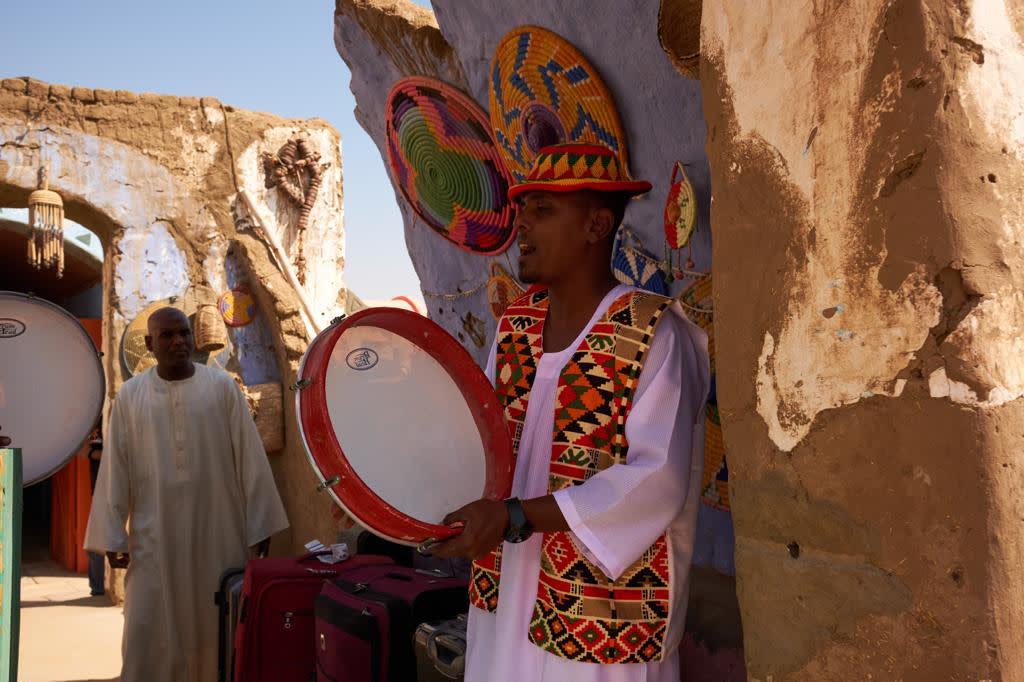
[27,165,65,278]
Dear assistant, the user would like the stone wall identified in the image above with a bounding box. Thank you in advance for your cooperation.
[0,78,347,559]
[703,0,1024,678]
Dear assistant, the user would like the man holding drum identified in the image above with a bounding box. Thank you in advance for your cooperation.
[435,143,710,681]
[85,307,289,682]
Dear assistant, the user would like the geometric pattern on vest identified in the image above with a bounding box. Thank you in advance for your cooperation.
[469,288,548,614]
[470,286,676,664]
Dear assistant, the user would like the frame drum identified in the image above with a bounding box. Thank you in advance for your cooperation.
[297,307,514,546]
[0,292,105,485]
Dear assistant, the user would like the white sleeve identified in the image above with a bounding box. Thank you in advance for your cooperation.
[84,394,132,554]
[485,331,498,386]
[552,308,709,580]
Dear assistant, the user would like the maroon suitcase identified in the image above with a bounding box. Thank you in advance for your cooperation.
[314,564,469,682]
[233,551,393,682]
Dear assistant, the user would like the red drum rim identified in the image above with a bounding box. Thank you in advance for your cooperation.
[296,307,513,546]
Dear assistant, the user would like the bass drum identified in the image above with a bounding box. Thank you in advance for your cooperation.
[296,307,514,547]
[0,291,105,485]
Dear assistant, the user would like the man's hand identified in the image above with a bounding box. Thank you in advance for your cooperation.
[107,551,131,569]
[431,499,508,560]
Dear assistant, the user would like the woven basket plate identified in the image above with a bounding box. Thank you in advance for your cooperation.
[679,274,714,372]
[490,25,629,182]
[386,77,515,255]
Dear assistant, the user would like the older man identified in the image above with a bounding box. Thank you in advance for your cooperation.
[435,144,710,681]
[86,307,289,682]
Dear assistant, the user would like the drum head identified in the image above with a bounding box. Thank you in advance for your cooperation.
[297,308,513,546]
[0,292,105,485]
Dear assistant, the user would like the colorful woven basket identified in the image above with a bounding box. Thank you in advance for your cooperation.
[386,77,516,254]
[486,261,526,321]
[490,25,629,183]
[218,287,257,328]
[701,403,730,511]
[611,226,669,296]
[679,274,714,372]
[665,161,697,249]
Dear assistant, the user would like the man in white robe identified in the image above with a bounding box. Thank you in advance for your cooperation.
[435,143,710,681]
[85,307,289,682]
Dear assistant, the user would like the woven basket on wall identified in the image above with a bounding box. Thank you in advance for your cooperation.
[194,304,227,354]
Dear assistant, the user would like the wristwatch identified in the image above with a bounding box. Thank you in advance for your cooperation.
[503,498,533,543]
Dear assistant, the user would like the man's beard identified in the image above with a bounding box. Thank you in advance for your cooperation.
[517,264,539,284]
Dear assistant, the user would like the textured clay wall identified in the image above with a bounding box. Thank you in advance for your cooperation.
[0,77,348,559]
[702,1,1024,678]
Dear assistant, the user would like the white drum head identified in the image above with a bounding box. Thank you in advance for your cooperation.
[297,307,514,545]
[326,325,487,525]
[0,292,105,485]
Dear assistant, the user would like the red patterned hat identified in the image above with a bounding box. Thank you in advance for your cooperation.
[507,143,652,201]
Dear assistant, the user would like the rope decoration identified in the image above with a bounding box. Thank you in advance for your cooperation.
[260,138,327,283]
[490,25,630,182]
[386,77,516,255]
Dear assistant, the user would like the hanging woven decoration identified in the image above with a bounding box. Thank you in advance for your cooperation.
[665,161,698,249]
[486,261,526,321]
[490,25,630,182]
[194,303,228,353]
[27,166,66,278]
[701,403,730,511]
[260,138,327,285]
[218,287,257,328]
[611,226,669,296]
[679,274,714,372]
[385,76,516,255]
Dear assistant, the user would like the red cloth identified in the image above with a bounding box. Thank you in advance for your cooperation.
[49,318,102,573]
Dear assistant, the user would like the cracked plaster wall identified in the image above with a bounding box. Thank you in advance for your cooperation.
[703,0,1024,678]
[0,77,348,556]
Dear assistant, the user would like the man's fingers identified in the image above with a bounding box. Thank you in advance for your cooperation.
[442,506,472,526]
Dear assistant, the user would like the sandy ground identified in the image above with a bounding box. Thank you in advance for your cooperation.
[18,561,123,682]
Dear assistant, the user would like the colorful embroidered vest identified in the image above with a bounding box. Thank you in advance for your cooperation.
[470,287,675,664]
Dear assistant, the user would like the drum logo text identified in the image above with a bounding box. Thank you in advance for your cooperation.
[0,318,26,339]
[346,347,379,370]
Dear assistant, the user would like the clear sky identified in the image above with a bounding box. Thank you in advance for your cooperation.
[1,0,431,301]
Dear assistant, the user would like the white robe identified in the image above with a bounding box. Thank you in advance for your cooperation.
[466,284,710,682]
[85,364,290,682]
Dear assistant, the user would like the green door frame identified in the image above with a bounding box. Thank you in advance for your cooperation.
[0,448,22,682]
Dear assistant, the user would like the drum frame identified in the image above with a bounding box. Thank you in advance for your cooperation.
[295,307,513,546]
[0,291,105,486]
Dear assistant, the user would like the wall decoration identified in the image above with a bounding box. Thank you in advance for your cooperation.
[665,161,698,249]
[679,274,713,372]
[490,25,629,182]
[385,76,516,254]
[260,138,327,283]
[461,311,487,348]
[218,287,257,328]
[701,403,729,511]
[611,226,669,296]
[241,381,284,454]
[26,166,65,278]
[486,261,526,321]
[194,303,227,353]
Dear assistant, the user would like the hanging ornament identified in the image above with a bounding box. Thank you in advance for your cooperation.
[486,261,526,321]
[27,165,65,278]
[664,160,698,272]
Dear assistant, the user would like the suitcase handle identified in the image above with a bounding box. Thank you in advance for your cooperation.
[427,624,467,679]
[296,550,332,563]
